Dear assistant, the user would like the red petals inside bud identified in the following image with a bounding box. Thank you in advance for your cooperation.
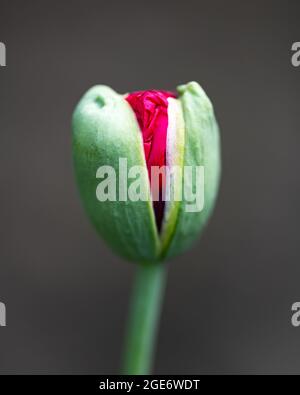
[126,90,176,232]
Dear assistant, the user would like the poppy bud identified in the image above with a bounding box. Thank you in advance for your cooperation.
[72,81,221,263]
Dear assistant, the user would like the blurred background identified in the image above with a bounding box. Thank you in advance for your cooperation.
[0,0,299,374]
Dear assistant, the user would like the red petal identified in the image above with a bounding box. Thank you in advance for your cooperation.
[126,90,176,231]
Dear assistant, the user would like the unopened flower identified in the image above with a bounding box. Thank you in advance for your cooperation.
[72,81,221,263]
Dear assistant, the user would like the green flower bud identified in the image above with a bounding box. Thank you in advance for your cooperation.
[72,81,221,263]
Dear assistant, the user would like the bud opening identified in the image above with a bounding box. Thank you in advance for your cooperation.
[126,90,176,232]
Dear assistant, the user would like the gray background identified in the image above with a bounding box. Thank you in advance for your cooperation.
[0,0,299,374]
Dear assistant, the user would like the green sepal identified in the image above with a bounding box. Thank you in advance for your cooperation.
[164,81,221,259]
[72,86,160,263]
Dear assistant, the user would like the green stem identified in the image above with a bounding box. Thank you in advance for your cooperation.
[122,262,167,375]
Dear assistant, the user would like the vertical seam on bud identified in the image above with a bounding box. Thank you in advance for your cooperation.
[125,90,176,233]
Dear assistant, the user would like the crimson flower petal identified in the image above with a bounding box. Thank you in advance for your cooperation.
[126,90,176,231]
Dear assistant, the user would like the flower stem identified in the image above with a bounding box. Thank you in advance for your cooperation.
[122,262,167,375]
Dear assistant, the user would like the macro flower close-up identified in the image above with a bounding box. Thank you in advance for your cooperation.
[72,81,221,373]
[1,0,299,382]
